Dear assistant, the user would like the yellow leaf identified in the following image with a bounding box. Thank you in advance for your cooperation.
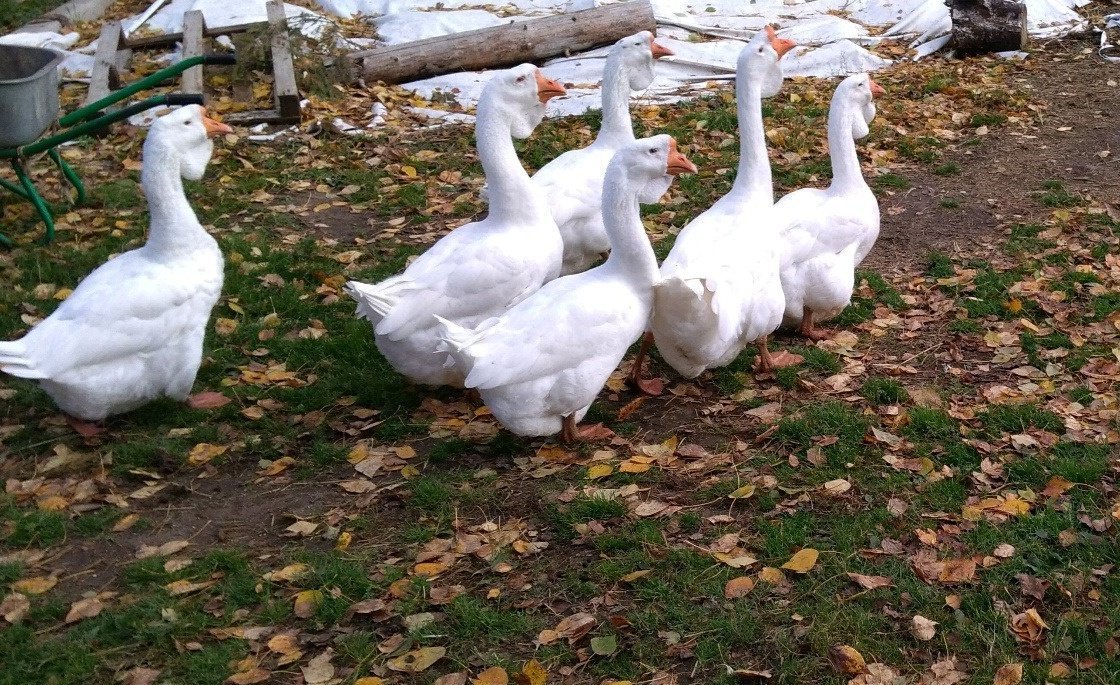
[586,464,614,479]
[618,460,650,474]
[781,548,819,574]
[1005,298,1023,314]
[65,597,104,623]
[336,532,352,551]
[519,659,547,685]
[728,484,756,499]
[165,579,215,596]
[387,646,446,673]
[993,663,1023,685]
[401,165,418,178]
[226,668,270,685]
[293,589,323,618]
[620,570,651,583]
[758,567,786,584]
[188,443,228,466]
[413,562,448,577]
[473,666,509,685]
[113,513,140,532]
[355,679,386,685]
[266,563,309,583]
[724,576,756,599]
[829,645,867,675]
[401,465,420,479]
[215,318,238,336]
[36,495,69,511]
[11,576,57,595]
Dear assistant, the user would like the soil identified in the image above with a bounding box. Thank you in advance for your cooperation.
[23,36,1120,608]
[869,43,1120,273]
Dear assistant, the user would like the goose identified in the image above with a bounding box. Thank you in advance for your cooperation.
[435,135,696,442]
[0,105,232,435]
[637,27,799,385]
[345,64,567,387]
[532,31,673,275]
[775,73,883,340]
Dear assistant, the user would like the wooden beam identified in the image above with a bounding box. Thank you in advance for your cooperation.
[181,10,206,97]
[85,21,124,108]
[266,0,301,124]
[347,0,656,84]
[125,21,257,50]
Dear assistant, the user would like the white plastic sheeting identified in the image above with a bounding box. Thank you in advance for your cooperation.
[1,0,1096,124]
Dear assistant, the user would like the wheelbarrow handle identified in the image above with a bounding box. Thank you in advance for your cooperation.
[59,53,237,127]
[165,94,205,107]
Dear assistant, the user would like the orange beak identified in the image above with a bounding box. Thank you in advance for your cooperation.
[650,36,674,59]
[200,107,233,137]
[869,79,886,97]
[765,25,796,58]
[666,138,697,176]
[534,70,567,104]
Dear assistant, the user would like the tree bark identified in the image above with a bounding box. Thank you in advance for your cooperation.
[949,0,1028,55]
[348,0,656,84]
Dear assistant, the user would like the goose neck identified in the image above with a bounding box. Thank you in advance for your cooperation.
[827,103,865,191]
[601,168,658,285]
[476,99,547,225]
[595,52,636,146]
[726,77,772,205]
[141,143,207,255]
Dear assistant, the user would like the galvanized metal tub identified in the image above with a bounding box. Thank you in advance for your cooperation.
[0,45,63,148]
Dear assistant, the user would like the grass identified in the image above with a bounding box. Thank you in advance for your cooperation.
[2,44,1118,685]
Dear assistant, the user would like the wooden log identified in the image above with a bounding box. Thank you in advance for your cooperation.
[85,21,125,108]
[266,0,301,123]
[348,0,656,84]
[949,0,1028,55]
[181,10,206,97]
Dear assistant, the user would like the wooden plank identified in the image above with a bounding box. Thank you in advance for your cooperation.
[85,21,124,107]
[348,0,656,84]
[266,0,301,123]
[224,108,284,126]
[125,21,257,50]
[181,10,206,97]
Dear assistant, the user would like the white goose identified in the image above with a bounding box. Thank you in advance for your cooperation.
[532,31,673,275]
[775,73,883,340]
[436,135,696,442]
[0,105,231,433]
[639,27,798,383]
[345,65,567,387]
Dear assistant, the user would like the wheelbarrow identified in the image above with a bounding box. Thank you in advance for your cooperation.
[0,47,237,248]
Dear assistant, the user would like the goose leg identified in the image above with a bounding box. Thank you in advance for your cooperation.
[799,306,834,341]
[66,415,105,438]
[561,414,578,444]
[626,332,663,395]
[754,336,804,372]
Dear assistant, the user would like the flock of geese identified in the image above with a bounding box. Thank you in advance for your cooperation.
[0,27,883,443]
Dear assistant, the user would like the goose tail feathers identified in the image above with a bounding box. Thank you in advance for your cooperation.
[0,339,47,379]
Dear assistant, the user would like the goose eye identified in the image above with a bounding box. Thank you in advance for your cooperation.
[648,147,657,154]
[757,47,763,53]
[515,75,526,83]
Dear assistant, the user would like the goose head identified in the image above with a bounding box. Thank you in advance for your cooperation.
[738,25,796,98]
[482,63,566,139]
[146,105,232,181]
[833,73,884,140]
[613,134,696,203]
[613,30,673,91]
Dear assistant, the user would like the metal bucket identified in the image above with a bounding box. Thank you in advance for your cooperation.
[0,45,63,148]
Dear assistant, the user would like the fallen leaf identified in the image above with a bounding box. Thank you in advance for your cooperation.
[293,590,323,618]
[517,659,547,685]
[65,597,104,623]
[11,576,57,594]
[911,615,938,641]
[302,650,335,685]
[728,484,756,499]
[226,668,270,685]
[0,593,30,623]
[387,646,446,673]
[829,645,867,675]
[1048,663,1070,680]
[586,464,614,479]
[758,567,786,584]
[474,666,509,685]
[993,663,1023,685]
[823,479,852,495]
[187,442,228,466]
[165,579,215,596]
[121,667,162,685]
[846,573,893,590]
[188,392,231,409]
[590,634,618,656]
[724,576,756,598]
[781,548,819,573]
